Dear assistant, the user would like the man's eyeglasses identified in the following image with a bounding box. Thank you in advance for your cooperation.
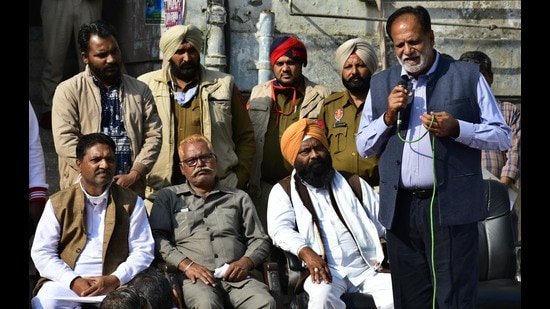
[180,153,215,167]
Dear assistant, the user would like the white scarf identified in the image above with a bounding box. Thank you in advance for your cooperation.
[290,170,385,267]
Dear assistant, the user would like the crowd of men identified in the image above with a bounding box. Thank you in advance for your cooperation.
[29,5,519,309]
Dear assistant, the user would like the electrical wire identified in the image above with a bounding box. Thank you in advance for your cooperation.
[429,133,437,309]
[396,114,438,309]
[397,114,434,143]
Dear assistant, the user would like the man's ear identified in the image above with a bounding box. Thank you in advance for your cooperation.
[486,71,494,86]
[481,69,494,86]
[81,52,88,64]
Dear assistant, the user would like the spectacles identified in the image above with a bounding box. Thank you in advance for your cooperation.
[180,153,215,167]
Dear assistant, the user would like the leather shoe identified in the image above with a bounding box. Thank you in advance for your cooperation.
[39,111,52,130]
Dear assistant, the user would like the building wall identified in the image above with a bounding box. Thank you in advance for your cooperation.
[89,1,524,98]
[27,0,521,200]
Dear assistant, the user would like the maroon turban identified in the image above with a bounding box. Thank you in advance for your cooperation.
[270,36,308,67]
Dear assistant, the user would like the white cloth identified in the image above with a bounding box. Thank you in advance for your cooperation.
[31,283,106,309]
[29,101,48,192]
[304,269,394,309]
[268,170,385,266]
[30,181,155,309]
[309,188,371,287]
[214,263,230,278]
[173,85,198,106]
[72,182,110,277]
[267,170,392,308]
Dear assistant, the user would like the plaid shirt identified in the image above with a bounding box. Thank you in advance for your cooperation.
[482,101,521,182]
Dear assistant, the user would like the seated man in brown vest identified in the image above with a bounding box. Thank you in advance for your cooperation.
[31,133,155,308]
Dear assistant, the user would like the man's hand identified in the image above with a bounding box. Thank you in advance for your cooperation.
[72,275,120,296]
[384,84,411,126]
[223,257,254,282]
[179,259,217,287]
[113,169,141,189]
[500,176,515,186]
[420,111,459,138]
[298,247,332,284]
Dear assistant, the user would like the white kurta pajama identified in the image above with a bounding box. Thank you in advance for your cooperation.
[268,170,394,309]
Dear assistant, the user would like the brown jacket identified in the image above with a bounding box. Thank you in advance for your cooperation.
[138,65,256,205]
[51,66,162,197]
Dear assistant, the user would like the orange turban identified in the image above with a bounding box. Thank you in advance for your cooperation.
[280,119,330,166]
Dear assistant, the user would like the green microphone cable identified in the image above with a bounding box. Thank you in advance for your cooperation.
[397,114,434,143]
[396,114,438,309]
[429,133,437,309]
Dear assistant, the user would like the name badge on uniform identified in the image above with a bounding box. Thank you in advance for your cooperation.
[333,108,347,128]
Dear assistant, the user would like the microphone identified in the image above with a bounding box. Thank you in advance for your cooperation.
[396,76,411,131]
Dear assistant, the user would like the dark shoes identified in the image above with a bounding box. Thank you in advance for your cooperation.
[39,111,52,130]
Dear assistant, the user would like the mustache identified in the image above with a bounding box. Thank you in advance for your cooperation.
[401,51,419,62]
[178,62,196,69]
[105,63,119,70]
[96,169,109,175]
[191,166,215,177]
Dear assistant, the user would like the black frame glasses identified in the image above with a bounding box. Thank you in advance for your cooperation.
[180,153,215,167]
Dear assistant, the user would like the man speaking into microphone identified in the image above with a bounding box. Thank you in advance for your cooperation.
[355,5,511,309]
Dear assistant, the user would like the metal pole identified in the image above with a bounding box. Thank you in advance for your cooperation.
[205,0,227,72]
[255,10,275,84]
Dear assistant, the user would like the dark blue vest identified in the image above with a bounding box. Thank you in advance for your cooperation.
[369,56,487,228]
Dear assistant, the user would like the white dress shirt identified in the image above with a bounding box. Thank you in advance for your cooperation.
[30,181,154,308]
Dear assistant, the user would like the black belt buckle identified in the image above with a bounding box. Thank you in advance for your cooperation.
[412,189,434,199]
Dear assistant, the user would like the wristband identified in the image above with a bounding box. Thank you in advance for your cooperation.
[184,261,194,272]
